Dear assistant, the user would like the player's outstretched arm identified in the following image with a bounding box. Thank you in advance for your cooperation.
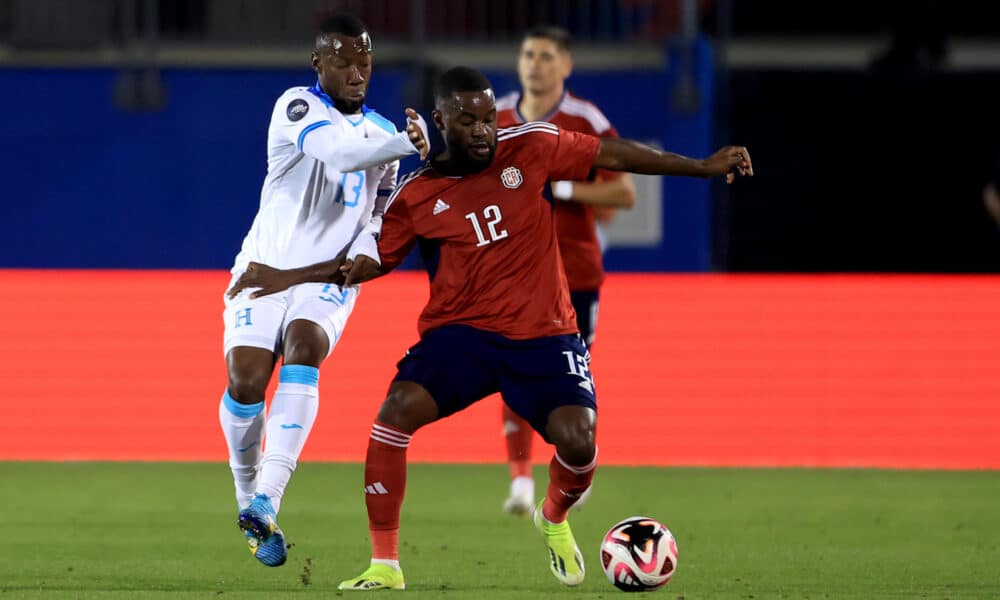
[593,138,754,184]
[225,250,394,299]
[301,108,429,173]
[226,258,346,299]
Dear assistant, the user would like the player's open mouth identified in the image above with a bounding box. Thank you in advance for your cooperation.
[469,143,490,157]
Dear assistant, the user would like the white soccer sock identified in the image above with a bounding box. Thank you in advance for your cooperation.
[256,364,320,514]
[218,390,265,510]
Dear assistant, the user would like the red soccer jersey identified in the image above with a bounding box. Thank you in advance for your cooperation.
[379,122,602,339]
[496,91,624,291]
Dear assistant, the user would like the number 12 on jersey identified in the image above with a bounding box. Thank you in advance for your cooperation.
[464,204,508,247]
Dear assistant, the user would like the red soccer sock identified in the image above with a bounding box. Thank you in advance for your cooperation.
[542,450,598,523]
[502,404,534,479]
[365,422,412,561]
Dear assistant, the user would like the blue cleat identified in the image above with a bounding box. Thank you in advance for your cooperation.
[238,494,288,567]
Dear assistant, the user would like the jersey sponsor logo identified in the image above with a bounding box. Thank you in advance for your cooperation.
[286,98,310,122]
[500,166,523,189]
[432,198,450,215]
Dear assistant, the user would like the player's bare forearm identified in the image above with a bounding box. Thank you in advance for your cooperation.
[225,258,345,300]
[566,176,636,208]
[595,138,705,176]
[594,138,753,183]
[293,257,349,284]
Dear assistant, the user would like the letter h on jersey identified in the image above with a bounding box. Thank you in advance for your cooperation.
[234,308,253,328]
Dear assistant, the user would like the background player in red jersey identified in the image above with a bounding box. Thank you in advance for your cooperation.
[495,25,637,516]
[227,66,751,590]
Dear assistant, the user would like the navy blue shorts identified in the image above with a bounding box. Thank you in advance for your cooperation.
[393,325,597,442]
[570,289,600,348]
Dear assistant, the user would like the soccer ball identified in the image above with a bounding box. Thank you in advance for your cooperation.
[600,516,678,592]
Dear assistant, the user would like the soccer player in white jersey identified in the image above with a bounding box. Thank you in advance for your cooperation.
[217,13,429,568]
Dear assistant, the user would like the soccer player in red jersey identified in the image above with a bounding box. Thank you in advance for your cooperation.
[495,25,637,515]
[227,66,752,590]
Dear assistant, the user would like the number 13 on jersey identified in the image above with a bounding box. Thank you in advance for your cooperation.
[334,172,365,207]
[464,204,508,247]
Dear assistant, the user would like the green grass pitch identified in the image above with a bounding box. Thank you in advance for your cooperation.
[1,463,998,599]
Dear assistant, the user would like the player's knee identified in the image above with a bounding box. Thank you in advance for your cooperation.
[227,374,269,406]
[283,320,330,366]
[376,382,438,434]
[226,347,275,405]
[283,338,327,366]
[546,406,596,466]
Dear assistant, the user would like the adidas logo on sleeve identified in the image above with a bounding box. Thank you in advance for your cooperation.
[433,198,450,215]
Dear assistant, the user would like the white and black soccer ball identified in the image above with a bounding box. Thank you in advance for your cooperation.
[600,516,678,592]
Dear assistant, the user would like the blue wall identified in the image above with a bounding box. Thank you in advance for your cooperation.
[1,46,714,270]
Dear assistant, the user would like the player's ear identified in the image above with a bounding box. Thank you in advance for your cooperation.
[432,109,446,133]
[310,51,320,73]
[562,52,574,79]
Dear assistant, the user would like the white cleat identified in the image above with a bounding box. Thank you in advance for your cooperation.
[503,491,535,516]
[503,476,535,516]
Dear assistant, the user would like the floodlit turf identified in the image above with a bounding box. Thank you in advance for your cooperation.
[1,463,998,599]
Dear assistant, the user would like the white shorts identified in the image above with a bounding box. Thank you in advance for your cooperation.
[222,277,359,359]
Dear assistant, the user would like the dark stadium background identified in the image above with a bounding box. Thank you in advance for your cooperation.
[4,0,998,272]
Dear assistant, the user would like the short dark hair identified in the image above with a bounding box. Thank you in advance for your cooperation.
[435,66,493,100]
[318,13,367,39]
[523,25,573,52]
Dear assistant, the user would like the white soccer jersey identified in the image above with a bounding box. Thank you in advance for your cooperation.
[232,83,416,272]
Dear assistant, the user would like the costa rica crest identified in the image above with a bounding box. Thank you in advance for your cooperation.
[500,166,523,189]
